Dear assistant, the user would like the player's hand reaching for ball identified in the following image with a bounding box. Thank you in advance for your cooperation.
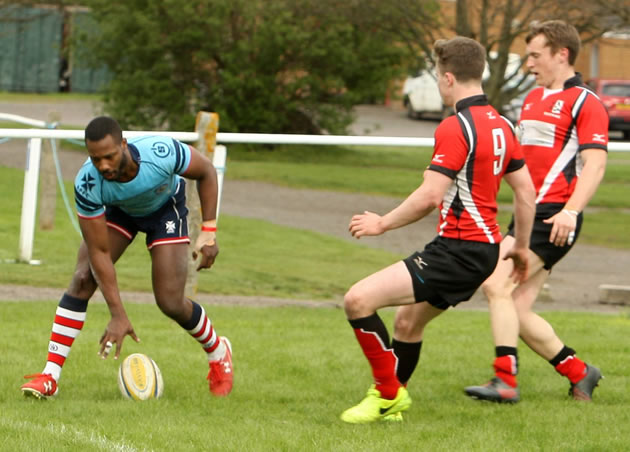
[99,315,139,360]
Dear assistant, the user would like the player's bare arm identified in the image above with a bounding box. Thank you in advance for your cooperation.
[78,215,138,359]
[544,149,607,247]
[181,146,220,270]
[349,170,452,239]
[503,165,536,283]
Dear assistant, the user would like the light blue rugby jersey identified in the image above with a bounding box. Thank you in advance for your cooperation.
[74,136,192,218]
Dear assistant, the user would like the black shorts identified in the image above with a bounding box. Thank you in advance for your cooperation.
[403,236,500,310]
[105,179,190,249]
[506,203,582,270]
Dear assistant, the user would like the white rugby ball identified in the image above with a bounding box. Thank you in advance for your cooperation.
[117,353,164,400]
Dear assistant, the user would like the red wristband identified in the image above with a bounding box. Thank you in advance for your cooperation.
[201,225,217,232]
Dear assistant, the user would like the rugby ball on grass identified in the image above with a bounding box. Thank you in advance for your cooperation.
[118,353,164,400]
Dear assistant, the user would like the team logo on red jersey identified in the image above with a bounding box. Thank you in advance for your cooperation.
[551,100,564,114]
[543,100,564,119]
[592,133,606,143]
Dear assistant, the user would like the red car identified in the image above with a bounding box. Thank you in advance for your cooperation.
[586,78,630,139]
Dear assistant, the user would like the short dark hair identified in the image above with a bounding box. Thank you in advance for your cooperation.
[84,116,123,144]
[433,37,486,83]
[525,20,581,65]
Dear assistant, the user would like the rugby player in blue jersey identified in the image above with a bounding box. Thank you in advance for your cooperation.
[21,116,233,399]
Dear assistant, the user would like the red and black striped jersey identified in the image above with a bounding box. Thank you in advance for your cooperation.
[518,74,608,205]
[428,95,525,244]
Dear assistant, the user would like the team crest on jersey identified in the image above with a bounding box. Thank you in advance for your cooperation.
[155,183,168,194]
[152,142,171,158]
[486,111,496,119]
[551,100,564,114]
[79,173,95,194]
[165,220,176,234]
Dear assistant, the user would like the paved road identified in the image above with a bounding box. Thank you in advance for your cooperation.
[350,104,439,138]
[0,99,102,126]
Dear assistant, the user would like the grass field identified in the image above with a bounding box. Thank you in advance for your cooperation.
[1,301,629,451]
[2,98,630,451]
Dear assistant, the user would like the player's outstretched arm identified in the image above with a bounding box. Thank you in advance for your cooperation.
[348,169,451,239]
[503,165,536,283]
[78,216,139,359]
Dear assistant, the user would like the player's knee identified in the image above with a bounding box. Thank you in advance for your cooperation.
[156,298,186,321]
[343,286,367,318]
[393,314,418,338]
[481,278,510,302]
[70,266,96,294]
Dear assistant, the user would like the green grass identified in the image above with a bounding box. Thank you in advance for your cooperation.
[1,302,628,451]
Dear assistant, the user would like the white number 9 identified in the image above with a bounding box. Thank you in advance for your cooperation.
[492,128,506,175]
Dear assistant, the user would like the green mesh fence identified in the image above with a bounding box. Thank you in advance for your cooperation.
[0,6,110,93]
[0,5,62,92]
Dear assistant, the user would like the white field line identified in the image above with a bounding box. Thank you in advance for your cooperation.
[1,418,152,452]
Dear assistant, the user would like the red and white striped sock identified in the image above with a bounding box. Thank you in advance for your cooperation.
[181,301,224,361]
[42,293,88,382]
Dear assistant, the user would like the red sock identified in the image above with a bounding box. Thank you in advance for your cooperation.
[494,355,518,388]
[352,327,401,399]
[555,355,587,384]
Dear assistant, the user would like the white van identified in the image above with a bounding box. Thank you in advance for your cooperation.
[403,53,530,121]
[402,68,447,119]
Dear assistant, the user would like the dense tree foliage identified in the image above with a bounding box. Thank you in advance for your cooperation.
[77,0,434,133]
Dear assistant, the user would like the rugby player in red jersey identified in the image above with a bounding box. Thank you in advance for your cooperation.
[463,20,607,403]
[339,36,535,423]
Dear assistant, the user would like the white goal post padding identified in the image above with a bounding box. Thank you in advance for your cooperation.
[19,138,42,263]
